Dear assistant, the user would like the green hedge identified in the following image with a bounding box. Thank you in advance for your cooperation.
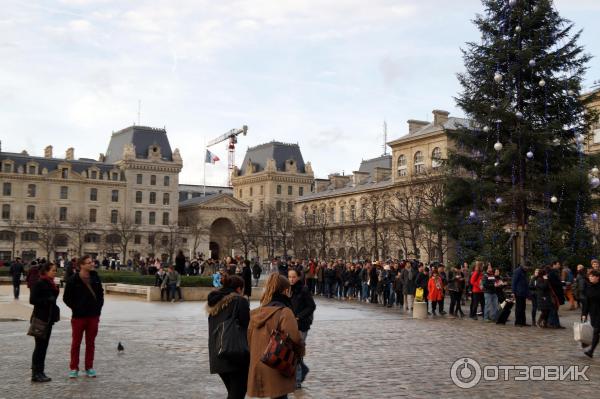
[99,273,213,287]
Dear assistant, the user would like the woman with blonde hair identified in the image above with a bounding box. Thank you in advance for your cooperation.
[247,273,304,399]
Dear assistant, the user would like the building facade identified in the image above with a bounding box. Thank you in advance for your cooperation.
[294,109,462,263]
[0,126,182,263]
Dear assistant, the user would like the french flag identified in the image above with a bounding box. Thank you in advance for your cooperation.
[205,149,220,164]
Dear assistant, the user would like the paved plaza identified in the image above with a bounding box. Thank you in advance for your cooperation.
[1,285,599,398]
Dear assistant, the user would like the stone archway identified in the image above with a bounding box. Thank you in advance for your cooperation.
[338,247,346,260]
[210,218,235,260]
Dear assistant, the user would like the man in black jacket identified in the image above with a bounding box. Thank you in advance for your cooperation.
[9,257,24,299]
[63,255,104,378]
[548,261,566,328]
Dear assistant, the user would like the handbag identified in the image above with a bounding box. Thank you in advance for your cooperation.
[260,308,297,377]
[215,298,249,359]
[574,321,593,346]
[415,287,424,302]
[27,303,52,339]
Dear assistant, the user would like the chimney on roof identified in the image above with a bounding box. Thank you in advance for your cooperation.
[407,120,429,134]
[432,109,450,126]
[98,153,105,162]
[65,147,74,160]
[44,145,53,158]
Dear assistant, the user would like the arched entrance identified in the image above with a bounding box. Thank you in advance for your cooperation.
[210,218,235,260]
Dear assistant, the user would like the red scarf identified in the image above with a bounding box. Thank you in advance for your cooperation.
[40,274,59,294]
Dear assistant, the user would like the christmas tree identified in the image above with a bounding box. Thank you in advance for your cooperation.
[443,0,599,268]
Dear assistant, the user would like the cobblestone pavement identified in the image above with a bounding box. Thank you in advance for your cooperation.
[1,285,598,398]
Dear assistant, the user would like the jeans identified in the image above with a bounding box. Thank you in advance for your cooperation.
[449,291,464,316]
[484,293,498,320]
[531,296,538,324]
[219,370,248,399]
[296,331,309,384]
[514,295,527,325]
[168,283,181,301]
[70,316,100,370]
[32,324,53,373]
[12,281,20,299]
[361,283,369,301]
[405,294,414,310]
[470,292,485,317]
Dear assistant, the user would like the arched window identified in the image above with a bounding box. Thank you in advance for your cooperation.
[431,147,442,169]
[414,151,424,174]
[21,231,39,241]
[397,154,407,177]
[0,230,14,241]
[54,234,68,247]
[84,233,100,243]
[106,233,120,244]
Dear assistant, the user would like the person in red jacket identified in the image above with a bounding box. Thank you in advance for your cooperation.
[469,261,485,320]
[428,269,444,316]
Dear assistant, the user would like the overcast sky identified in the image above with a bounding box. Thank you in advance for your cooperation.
[2,0,599,185]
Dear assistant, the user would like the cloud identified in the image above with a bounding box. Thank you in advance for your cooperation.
[68,18,91,31]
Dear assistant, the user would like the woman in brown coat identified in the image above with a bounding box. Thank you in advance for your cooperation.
[247,274,304,399]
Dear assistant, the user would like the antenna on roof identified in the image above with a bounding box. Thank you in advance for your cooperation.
[382,121,388,156]
[137,100,141,125]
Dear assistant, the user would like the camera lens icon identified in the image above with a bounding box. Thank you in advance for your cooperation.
[450,357,482,389]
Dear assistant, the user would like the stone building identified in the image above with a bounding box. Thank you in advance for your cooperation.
[0,125,182,263]
[584,87,600,154]
[231,141,314,215]
[294,109,467,263]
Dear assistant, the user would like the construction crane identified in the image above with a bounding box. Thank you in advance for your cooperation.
[207,125,248,186]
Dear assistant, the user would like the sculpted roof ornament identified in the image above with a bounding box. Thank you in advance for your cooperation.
[123,143,136,160]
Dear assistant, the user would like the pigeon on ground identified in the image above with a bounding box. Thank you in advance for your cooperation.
[117,342,124,353]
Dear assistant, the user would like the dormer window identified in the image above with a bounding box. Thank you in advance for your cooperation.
[91,170,97,179]
[28,165,37,174]
[61,168,68,179]
[2,163,12,173]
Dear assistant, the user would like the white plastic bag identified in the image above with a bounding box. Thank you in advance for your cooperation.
[573,321,593,346]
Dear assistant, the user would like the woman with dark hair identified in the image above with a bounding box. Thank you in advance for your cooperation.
[30,262,60,382]
[207,274,250,399]
[535,268,553,328]
[242,260,252,299]
[582,269,600,358]
[288,268,316,389]
[247,274,304,399]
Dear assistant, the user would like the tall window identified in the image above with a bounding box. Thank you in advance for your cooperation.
[397,154,407,176]
[27,184,36,198]
[162,212,169,225]
[260,186,264,195]
[134,235,141,244]
[414,151,424,174]
[89,208,97,223]
[250,187,253,196]
[299,187,304,196]
[91,170,97,179]
[249,201,253,213]
[432,147,442,169]
[28,165,36,174]
[112,172,119,181]
[2,163,12,173]
[90,188,98,201]
[277,185,282,195]
[350,204,356,220]
[1,204,9,219]
[135,211,142,225]
[163,176,170,186]
[149,211,156,225]
[27,205,35,220]
[163,193,170,205]
[60,186,68,199]
[149,192,156,204]
[3,182,11,196]
[111,190,119,202]
[110,210,118,224]
[287,186,292,195]
[239,189,243,198]
[61,168,68,178]
[59,207,67,221]
[135,191,143,203]
[287,202,293,213]
[276,201,282,212]
[340,206,345,223]
[329,207,335,223]
[137,174,143,184]
[150,175,156,185]
[260,201,264,211]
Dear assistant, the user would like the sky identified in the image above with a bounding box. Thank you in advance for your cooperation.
[2,0,600,185]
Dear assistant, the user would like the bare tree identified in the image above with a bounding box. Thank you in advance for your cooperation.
[36,212,61,261]
[160,224,183,264]
[232,212,258,259]
[5,217,23,259]
[69,212,91,257]
[275,211,295,257]
[362,194,387,260]
[109,215,139,262]
[256,205,279,259]
[388,186,427,259]
[179,213,208,258]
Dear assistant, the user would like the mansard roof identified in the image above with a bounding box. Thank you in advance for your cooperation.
[239,141,306,175]
[105,125,173,163]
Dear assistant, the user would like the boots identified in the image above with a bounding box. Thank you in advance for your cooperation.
[32,371,51,383]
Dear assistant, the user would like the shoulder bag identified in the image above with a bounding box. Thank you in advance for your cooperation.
[27,304,52,339]
[260,308,298,377]
[215,297,249,359]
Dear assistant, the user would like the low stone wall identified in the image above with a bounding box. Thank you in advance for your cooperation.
[103,283,263,302]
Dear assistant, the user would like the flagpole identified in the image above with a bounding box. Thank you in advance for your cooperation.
[203,138,206,197]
